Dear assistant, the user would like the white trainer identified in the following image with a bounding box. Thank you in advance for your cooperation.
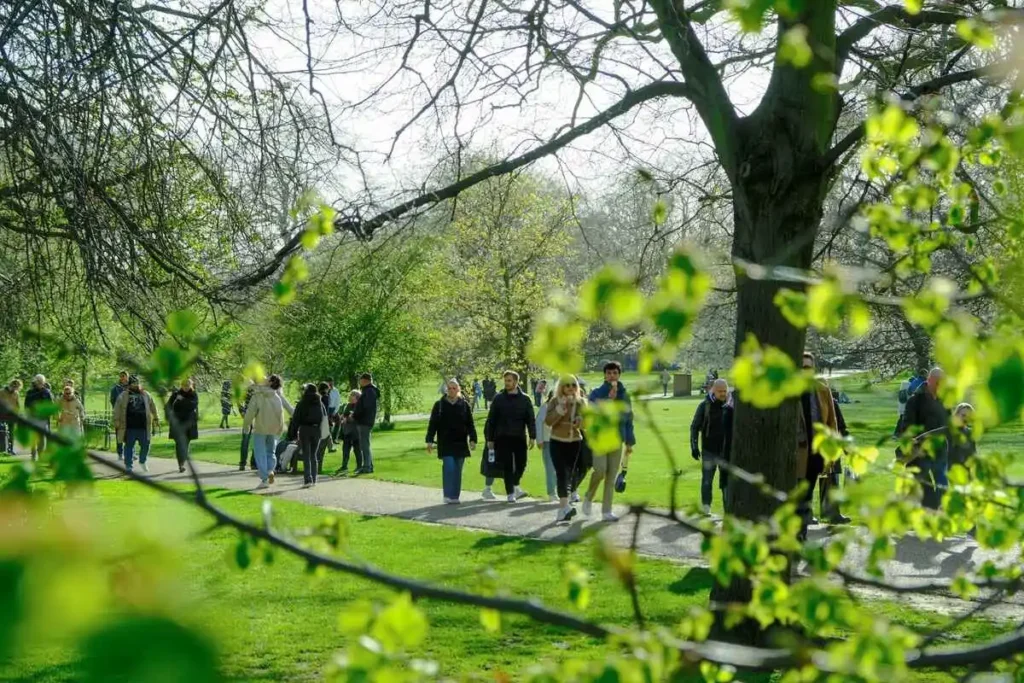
[481,487,496,500]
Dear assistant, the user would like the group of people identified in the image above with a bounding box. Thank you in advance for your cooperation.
[425,362,636,524]
[234,373,380,489]
[0,375,88,460]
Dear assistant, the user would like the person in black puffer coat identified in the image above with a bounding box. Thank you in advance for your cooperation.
[24,374,54,461]
[167,377,200,474]
[292,383,326,487]
[690,378,733,514]
[426,379,477,504]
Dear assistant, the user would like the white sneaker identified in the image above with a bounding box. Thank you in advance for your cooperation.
[507,494,517,503]
[256,481,269,490]
[141,462,150,473]
[701,504,711,515]
[582,498,592,517]
[602,512,620,523]
[514,487,528,500]
[556,507,577,523]
[549,494,560,503]
[482,487,496,500]
[570,491,580,504]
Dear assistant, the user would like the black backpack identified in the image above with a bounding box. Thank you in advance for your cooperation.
[126,393,148,422]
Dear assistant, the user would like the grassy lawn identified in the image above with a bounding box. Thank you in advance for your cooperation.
[0,466,1011,682]
[146,377,1024,515]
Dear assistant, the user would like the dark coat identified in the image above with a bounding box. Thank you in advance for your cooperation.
[167,388,199,441]
[353,384,379,426]
[110,382,127,409]
[426,397,477,459]
[24,387,54,424]
[293,393,326,428]
[690,395,732,457]
[483,389,536,442]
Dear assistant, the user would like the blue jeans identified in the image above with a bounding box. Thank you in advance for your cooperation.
[921,453,949,510]
[700,452,722,507]
[252,434,278,482]
[541,443,556,497]
[357,425,374,471]
[442,456,465,500]
[124,428,150,471]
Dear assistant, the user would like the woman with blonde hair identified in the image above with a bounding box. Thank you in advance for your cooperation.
[57,384,86,435]
[544,374,587,523]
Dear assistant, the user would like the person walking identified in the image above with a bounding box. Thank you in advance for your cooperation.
[110,370,129,460]
[950,403,977,469]
[426,379,477,504]
[0,379,23,455]
[293,383,327,488]
[535,388,558,502]
[238,380,256,471]
[315,382,333,473]
[167,377,200,474]
[796,353,839,539]
[337,390,362,474]
[113,376,159,473]
[584,362,635,522]
[353,373,379,474]
[483,377,496,409]
[472,379,483,412]
[219,380,232,429]
[895,378,911,435]
[483,371,536,503]
[660,369,671,397]
[24,375,55,461]
[242,374,289,489]
[820,388,852,525]
[326,378,341,451]
[57,384,86,435]
[690,378,733,514]
[533,379,548,407]
[899,368,950,510]
[544,375,587,523]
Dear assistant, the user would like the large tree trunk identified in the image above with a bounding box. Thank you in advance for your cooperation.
[709,116,831,641]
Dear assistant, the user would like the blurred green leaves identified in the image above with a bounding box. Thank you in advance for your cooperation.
[78,616,221,683]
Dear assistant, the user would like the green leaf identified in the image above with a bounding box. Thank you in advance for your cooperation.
[724,0,774,32]
[165,310,200,338]
[273,281,295,304]
[652,198,669,226]
[371,593,428,651]
[563,562,591,610]
[987,351,1024,424]
[338,600,376,636]
[904,0,921,14]
[956,19,995,50]
[774,289,809,328]
[730,334,810,408]
[78,616,221,683]
[51,442,93,484]
[300,228,322,250]
[577,265,644,329]
[778,25,812,68]
[480,608,501,633]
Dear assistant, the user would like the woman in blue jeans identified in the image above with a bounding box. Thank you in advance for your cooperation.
[426,379,478,504]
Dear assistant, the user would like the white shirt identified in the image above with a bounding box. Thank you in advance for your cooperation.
[328,387,341,411]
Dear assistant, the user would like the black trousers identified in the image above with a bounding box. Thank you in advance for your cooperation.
[341,433,361,470]
[549,439,582,499]
[172,433,193,468]
[298,426,320,484]
[495,436,528,495]
[240,428,255,468]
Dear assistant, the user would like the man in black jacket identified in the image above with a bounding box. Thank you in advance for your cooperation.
[690,379,733,514]
[899,368,950,510]
[483,371,535,502]
[353,372,379,474]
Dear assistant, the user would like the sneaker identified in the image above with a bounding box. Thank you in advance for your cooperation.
[268,472,275,485]
[301,482,311,489]
[117,454,124,461]
[556,507,577,523]
[549,494,560,503]
[570,491,580,504]
[507,494,517,503]
[514,487,529,500]
[141,462,150,473]
[701,504,711,515]
[256,481,269,490]
[238,464,246,472]
[602,512,620,523]
[481,488,496,501]
[178,466,186,473]
[825,514,852,525]
[582,498,592,517]
[337,468,349,476]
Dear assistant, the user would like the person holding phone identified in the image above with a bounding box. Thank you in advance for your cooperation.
[585,361,635,522]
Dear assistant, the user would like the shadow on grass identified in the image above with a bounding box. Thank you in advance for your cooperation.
[668,567,715,596]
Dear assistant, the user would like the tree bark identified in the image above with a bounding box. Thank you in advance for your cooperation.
[709,114,832,641]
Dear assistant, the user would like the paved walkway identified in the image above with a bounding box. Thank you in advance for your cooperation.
[85,452,1022,618]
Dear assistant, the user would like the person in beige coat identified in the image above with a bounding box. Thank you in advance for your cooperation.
[57,385,86,435]
[113,376,160,473]
[544,375,587,524]
[242,374,290,488]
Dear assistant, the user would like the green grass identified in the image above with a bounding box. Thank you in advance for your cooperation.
[0,467,1012,682]
[148,379,1024,515]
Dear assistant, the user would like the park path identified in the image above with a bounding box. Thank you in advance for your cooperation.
[83,451,1023,619]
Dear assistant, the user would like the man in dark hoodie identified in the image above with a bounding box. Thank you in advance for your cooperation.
[690,378,733,514]
[899,368,950,510]
[353,372,379,474]
[483,371,535,502]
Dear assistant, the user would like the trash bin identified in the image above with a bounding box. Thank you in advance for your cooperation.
[672,374,692,397]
